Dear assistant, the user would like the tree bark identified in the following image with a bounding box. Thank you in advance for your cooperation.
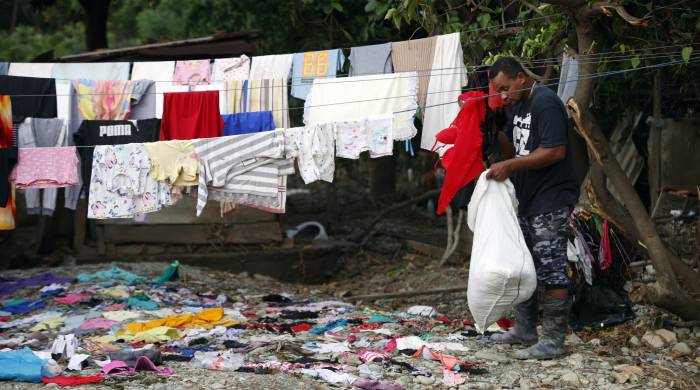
[79,0,110,51]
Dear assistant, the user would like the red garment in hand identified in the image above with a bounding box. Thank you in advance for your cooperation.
[160,90,223,140]
[435,91,487,215]
[42,375,104,386]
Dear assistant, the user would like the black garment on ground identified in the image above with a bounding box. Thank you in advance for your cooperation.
[261,294,292,304]
[505,85,579,216]
[0,148,17,207]
[223,340,248,349]
[0,75,57,123]
[74,119,160,195]
[570,285,634,330]
[280,310,319,320]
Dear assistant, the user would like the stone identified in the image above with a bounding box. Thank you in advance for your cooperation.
[474,350,508,362]
[611,364,643,384]
[560,370,581,388]
[642,331,665,348]
[566,332,582,345]
[541,360,558,368]
[620,347,630,355]
[671,342,691,357]
[414,375,434,385]
[629,336,641,347]
[45,384,59,389]
[655,329,677,344]
[566,353,585,369]
[519,378,532,390]
[588,338,601,346]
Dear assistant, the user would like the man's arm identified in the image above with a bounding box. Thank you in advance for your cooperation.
[486,145,566,181]
[497,131,515,159]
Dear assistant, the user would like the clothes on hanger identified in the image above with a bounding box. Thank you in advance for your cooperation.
[0,95,15,230]
[173,60,212,85]
[129,79,156,120]
[391,36,437,109]
[192,83,227,115]
[10,146,79,190]
[131,61,176,82]
[74,119,160,196]
[422,32,468,151]
[349,43,393,76]
[285,125,335,184]
[291,49,345,100]
[143,140,198,187]
[333,114,393,159]
[212,55,250,82]
[155,84,189,119]
[224,80,246,114]
[303,71,418,141]
[160,90,223,141]
[194,130,289,216]
[8,63,54,78]
[87,143,172,219]
[249,54,294,80]
[0,75,58,124]
[557,52,578,114]
[245,79,290,129]
[74,79,133,122]
[222,112,275,136]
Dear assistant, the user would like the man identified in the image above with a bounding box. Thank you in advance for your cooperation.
[486,57,579,360]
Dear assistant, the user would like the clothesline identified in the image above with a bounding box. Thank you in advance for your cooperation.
[32,44,695,88]
[23,55,698,149]
[4,48,694,99]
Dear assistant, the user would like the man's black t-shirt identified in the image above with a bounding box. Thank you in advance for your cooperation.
[505,85,579,216]
[0,75,57,123]
[74,119,160,194]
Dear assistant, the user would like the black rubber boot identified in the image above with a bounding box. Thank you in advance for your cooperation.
[513,295,571,360]
[489,293,538,346]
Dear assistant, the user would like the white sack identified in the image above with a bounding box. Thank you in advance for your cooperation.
[466,171,537,332]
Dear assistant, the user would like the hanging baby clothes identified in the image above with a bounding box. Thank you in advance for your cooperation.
[87,144,172,219]
[16,118,78,215]
[285,125,335,184]
[334,114,393,159]
[245,79,290,129]
[173,60,212,85]
[349,43,393,76]
[131,61,178,119]
[421,32,468,151]
[434,91,487,215]
[222,112,275,136]
[194,130,290,215]
[74,119,161,196]
[391,36,437,109]
[75,79,133,121]
[128,79,156,120]
[192,83,227,115]
[212,55,250,82]
[160,90,223,140]
[291,49,345,100]
[303,72,418,141]
[249,54,294,80]
[216,162,293,214]
[143,140,198,187]
[10,146,79,189]
[0,75,58,125]
[0,95,16,230]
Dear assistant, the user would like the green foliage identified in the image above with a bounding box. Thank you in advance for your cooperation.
[0,24,84,61]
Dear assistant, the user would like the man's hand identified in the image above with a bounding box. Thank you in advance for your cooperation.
[487,160,513,181]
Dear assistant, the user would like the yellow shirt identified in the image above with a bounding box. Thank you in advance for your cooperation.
[144,140,198,186]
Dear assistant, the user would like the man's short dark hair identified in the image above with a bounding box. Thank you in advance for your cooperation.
[489,57,525,79]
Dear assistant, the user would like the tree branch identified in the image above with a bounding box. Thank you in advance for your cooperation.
[521,0,552,24]
[585,1,648,25]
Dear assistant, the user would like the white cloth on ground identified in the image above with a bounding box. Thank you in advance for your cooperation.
[421,32,468,150]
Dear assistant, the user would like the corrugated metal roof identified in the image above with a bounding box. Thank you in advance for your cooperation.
[57,30,261,62]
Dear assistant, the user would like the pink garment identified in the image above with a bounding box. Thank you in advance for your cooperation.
[100,357,174,376]
[442,369,466,386]
[173,60,211,85]
[55,294,90,304]
[10,147,78,189]
[80,317,118,330]
[357,349,391,363]
[599,219,612,270]
[103,303,126,311]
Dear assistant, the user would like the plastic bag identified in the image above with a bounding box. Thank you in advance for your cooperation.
[466,172,536,331]
[193,351,244,371]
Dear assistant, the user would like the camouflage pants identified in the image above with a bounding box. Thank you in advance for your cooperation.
[518,207,571,289]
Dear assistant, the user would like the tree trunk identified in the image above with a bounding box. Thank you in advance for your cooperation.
[568,99,700,320]
[79,0,110,51]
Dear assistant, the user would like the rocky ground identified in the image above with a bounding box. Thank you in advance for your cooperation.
[1,254,698,390]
